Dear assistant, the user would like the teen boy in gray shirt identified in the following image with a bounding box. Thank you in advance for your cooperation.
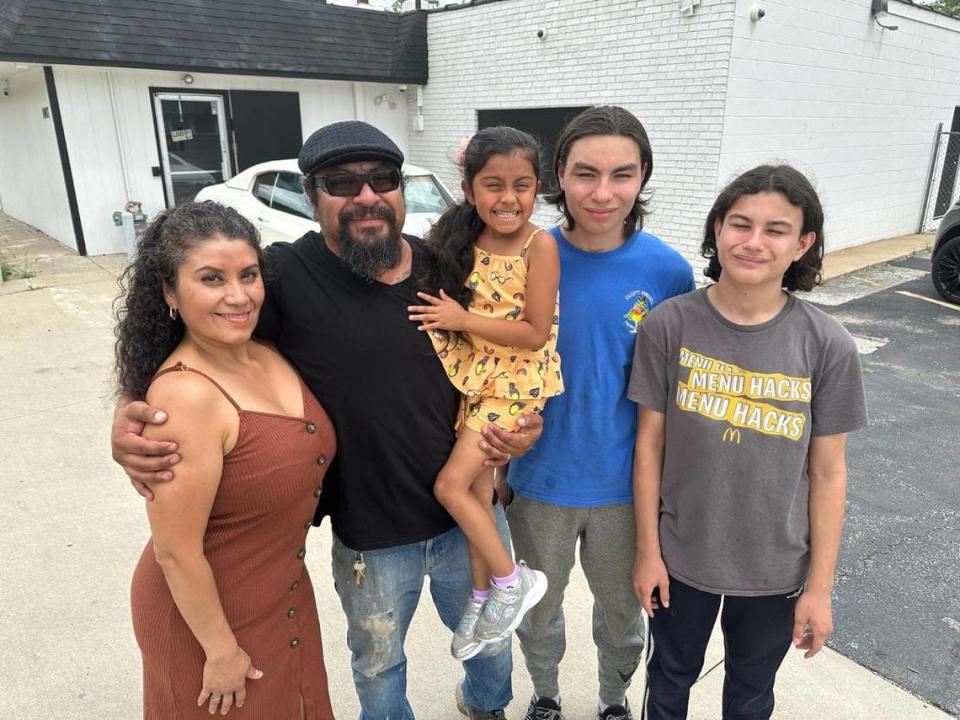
[628,164,867,720]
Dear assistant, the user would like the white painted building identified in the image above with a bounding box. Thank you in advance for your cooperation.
[0,1,425,256]
[2,0,958,261]
[0,66,415,256]
[409,0,960,261]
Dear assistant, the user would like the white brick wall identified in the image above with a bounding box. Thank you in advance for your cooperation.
[406,0,738,262]
[410,0,960,262]
[718,0,960,251]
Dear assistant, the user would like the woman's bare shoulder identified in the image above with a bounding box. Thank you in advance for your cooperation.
[143,368,234,444]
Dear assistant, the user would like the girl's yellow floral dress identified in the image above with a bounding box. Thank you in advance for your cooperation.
[428,230,563,432]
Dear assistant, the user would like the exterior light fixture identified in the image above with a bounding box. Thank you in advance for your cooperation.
[871,0,898,30]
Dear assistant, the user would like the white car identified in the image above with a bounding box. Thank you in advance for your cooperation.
[195,159,454,244]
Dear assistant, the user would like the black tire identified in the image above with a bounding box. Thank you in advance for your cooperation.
[932,235,960,304]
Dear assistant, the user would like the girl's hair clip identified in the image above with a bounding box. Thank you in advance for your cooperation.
[454,137,470,172]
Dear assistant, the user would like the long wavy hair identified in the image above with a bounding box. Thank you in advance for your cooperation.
[545,105,654,238]
[701,164,824,292]
[417,126,541,309]
[114,201,263,399]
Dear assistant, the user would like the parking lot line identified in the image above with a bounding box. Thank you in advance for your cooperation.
[895,290,960,311]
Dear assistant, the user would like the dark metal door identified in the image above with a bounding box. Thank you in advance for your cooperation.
[153,93,231,206]
[477,106,589,192]
[229,91,303,172]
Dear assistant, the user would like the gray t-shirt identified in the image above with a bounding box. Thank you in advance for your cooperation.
[628,288,867,596]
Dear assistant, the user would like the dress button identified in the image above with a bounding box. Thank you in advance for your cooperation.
[297,547,306,559]
[316,454,327,466]
[290,637,300,649]
[305,422,317,434]
[289,580,300,591]
[287,607,297,619]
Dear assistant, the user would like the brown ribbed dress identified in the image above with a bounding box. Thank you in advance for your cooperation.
[131,363,336,719]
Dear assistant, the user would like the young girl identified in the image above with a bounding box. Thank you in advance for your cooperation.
[628,164,867,719]
[409,126,562,659]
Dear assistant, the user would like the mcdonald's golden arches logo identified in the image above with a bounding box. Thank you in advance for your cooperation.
[722,427,742,444]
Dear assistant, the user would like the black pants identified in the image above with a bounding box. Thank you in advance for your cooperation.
[641,577,799,720]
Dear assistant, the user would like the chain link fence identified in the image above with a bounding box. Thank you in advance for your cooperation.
[920,127,960,233]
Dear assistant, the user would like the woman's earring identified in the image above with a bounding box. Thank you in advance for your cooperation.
[169,306,178,321]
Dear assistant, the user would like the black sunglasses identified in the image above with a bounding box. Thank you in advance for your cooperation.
[311,167,402,197]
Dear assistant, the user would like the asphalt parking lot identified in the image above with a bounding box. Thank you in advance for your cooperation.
[807,255,960,715]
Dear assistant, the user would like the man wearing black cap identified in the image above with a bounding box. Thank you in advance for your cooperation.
[112,120,542,719]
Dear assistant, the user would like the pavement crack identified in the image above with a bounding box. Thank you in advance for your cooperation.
[0,397,101,424]
[840,523,956,580]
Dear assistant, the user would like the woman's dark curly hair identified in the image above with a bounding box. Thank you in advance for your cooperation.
[114,201,263,400]
[702,164,824,292]
[417,125,541,309]
[545,105,654,238]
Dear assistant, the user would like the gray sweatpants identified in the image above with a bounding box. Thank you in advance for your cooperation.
[507,494,645,705]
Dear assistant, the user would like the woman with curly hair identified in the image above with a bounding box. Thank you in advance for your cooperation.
[115,201,336,719]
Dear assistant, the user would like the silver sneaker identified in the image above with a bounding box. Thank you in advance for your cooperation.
[451,596,487,660]
[475,561,548,642]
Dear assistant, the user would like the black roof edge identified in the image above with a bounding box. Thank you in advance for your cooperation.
[0,55,428,86]
[0,2,428,85]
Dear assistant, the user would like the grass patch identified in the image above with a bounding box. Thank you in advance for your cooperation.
[1,258,37,281]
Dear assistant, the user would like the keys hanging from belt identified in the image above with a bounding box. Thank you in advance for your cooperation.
[353,553,366,586]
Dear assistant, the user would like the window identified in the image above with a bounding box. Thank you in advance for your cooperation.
[404,174,453,214]
[477,107,590,193]
[253,173,277,207]
[271,172,313,220]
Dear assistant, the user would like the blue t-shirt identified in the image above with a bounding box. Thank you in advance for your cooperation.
[507,226,695,507]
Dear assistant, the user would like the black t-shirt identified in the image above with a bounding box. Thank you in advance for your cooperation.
[256,232,459,550]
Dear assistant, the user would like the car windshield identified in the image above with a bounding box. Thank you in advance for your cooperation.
[272,172,313,220]
[404,174,453,214]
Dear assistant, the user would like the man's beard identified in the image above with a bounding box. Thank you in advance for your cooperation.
[336,205,402,282]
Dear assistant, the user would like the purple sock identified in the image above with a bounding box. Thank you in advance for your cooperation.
[472,588,490,601]
[492,565,520,589]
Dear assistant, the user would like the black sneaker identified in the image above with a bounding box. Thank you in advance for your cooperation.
[524,695,564,720]
[455,682,506,720]
[598,699,633,720]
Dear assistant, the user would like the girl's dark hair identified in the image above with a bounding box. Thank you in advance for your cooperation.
[545,105,654,238]
[701,164,825,292]
[417,125,541,309]
[114,200,263,399]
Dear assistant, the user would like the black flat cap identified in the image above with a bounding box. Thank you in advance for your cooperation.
[299,120,404,175]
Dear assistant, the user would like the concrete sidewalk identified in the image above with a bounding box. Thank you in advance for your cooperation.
[0,214,950,719]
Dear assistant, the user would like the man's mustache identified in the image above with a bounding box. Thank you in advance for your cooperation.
[340,205,396,222]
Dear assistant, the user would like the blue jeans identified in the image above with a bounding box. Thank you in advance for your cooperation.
[331,506,513,719]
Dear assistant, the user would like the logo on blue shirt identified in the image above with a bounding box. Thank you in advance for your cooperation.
[623,290,655,333]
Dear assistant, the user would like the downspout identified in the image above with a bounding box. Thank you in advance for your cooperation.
[106,69,133,202]
[353,83,366,121]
